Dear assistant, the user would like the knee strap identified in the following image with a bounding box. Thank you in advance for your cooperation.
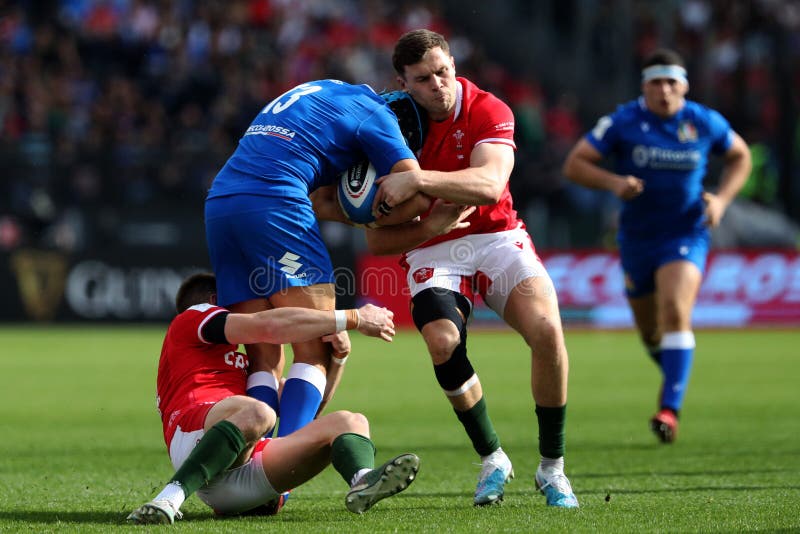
[411,288,475,394]
[434,341,476,394]
[411,287,471,334]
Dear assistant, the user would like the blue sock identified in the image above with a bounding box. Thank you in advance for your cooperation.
[659,331,695,413]
[247,371,280,435]
[277,363,326,437]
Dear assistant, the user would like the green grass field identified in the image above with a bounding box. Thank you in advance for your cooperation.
[1,326,798,533]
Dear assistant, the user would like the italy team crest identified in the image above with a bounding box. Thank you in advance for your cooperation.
[677,121,698,142]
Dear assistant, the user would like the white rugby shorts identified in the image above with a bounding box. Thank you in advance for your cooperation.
[197,448,278,515]
[169,417,278,515]
[403,225,549,314]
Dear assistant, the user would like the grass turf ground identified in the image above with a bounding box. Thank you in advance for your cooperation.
[0,326,798,533]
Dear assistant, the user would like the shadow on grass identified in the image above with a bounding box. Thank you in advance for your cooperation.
[573,467,800,493]
[0,510,309,526]
[576,467,791,479]
[0,511,144,525]
[0,505,421,526]
[573,483,800,495]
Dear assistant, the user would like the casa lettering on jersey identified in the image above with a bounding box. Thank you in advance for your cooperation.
[223,350,248,369]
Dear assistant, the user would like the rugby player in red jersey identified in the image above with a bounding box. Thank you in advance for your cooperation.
[127,272,419,524]
[367,29,578,508]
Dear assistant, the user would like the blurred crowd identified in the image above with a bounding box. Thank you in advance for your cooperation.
[1,0,798,254]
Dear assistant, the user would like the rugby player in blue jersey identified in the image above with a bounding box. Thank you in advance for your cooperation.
[204,80,434,440]
[563,49,751,443]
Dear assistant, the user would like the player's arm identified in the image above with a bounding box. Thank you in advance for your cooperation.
[316,330,351,417]
[374,143,514,209]
[365,200,476,255]
[202,304,396,345]
[310,185,350,223]
[312,159,430,226]
[310,182,428,227]
[702,132,752,227]
[372,158,432,225]
[562,138,643,200]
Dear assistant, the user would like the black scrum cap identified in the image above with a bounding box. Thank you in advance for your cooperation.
[381,91,428,152]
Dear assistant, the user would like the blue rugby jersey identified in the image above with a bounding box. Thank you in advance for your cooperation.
[585,97,733,240]
[207,79,415,200]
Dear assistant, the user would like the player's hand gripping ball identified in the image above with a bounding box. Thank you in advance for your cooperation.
[338,159,378,224]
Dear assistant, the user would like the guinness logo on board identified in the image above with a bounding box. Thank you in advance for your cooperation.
[10,249,68,321]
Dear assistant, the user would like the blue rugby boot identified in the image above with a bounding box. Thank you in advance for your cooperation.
[535,465,579,508]
[474,448,514,506]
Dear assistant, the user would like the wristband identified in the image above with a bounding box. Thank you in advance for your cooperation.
[331,355,349,365]
[334,310,347,332]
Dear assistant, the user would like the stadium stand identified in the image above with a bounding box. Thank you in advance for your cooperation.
[1,0,798,255]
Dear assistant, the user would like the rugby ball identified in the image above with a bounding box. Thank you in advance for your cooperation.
[338,159,378,224]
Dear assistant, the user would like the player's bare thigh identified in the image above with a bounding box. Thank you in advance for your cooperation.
[655,260,702,331]
[268,284,337,367]
[503,276,569,406]
[259,411,369,492]
[204,395,275,433]
[627,293,659,346]
[204,395,276,467]
[502,275,564,349]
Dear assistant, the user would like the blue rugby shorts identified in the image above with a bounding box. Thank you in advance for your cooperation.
[619,230,710,298]
[205,194,335,306]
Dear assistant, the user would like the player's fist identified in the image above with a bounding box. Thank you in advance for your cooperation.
[702,191,726,227]
[614,175,644,200]
[322,331,351,359]
[355,303,395,342]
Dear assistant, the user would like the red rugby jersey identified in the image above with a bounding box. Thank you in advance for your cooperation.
[156,303,248,444]
[415,77,520,249]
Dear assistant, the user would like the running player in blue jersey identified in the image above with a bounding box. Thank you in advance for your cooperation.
[205,79,430,439]
[562,49,751,443]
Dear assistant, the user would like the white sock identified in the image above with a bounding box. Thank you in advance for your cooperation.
[480,446,505,463]
[539,456,564,474]
[350,468,371,487]
[154,482,186,510]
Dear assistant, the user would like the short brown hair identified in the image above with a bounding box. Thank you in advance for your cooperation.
[642,48,685,69]
[392,29,450,76]
[175,272,216,313]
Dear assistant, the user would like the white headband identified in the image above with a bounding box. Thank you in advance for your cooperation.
[642,64,688,84]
